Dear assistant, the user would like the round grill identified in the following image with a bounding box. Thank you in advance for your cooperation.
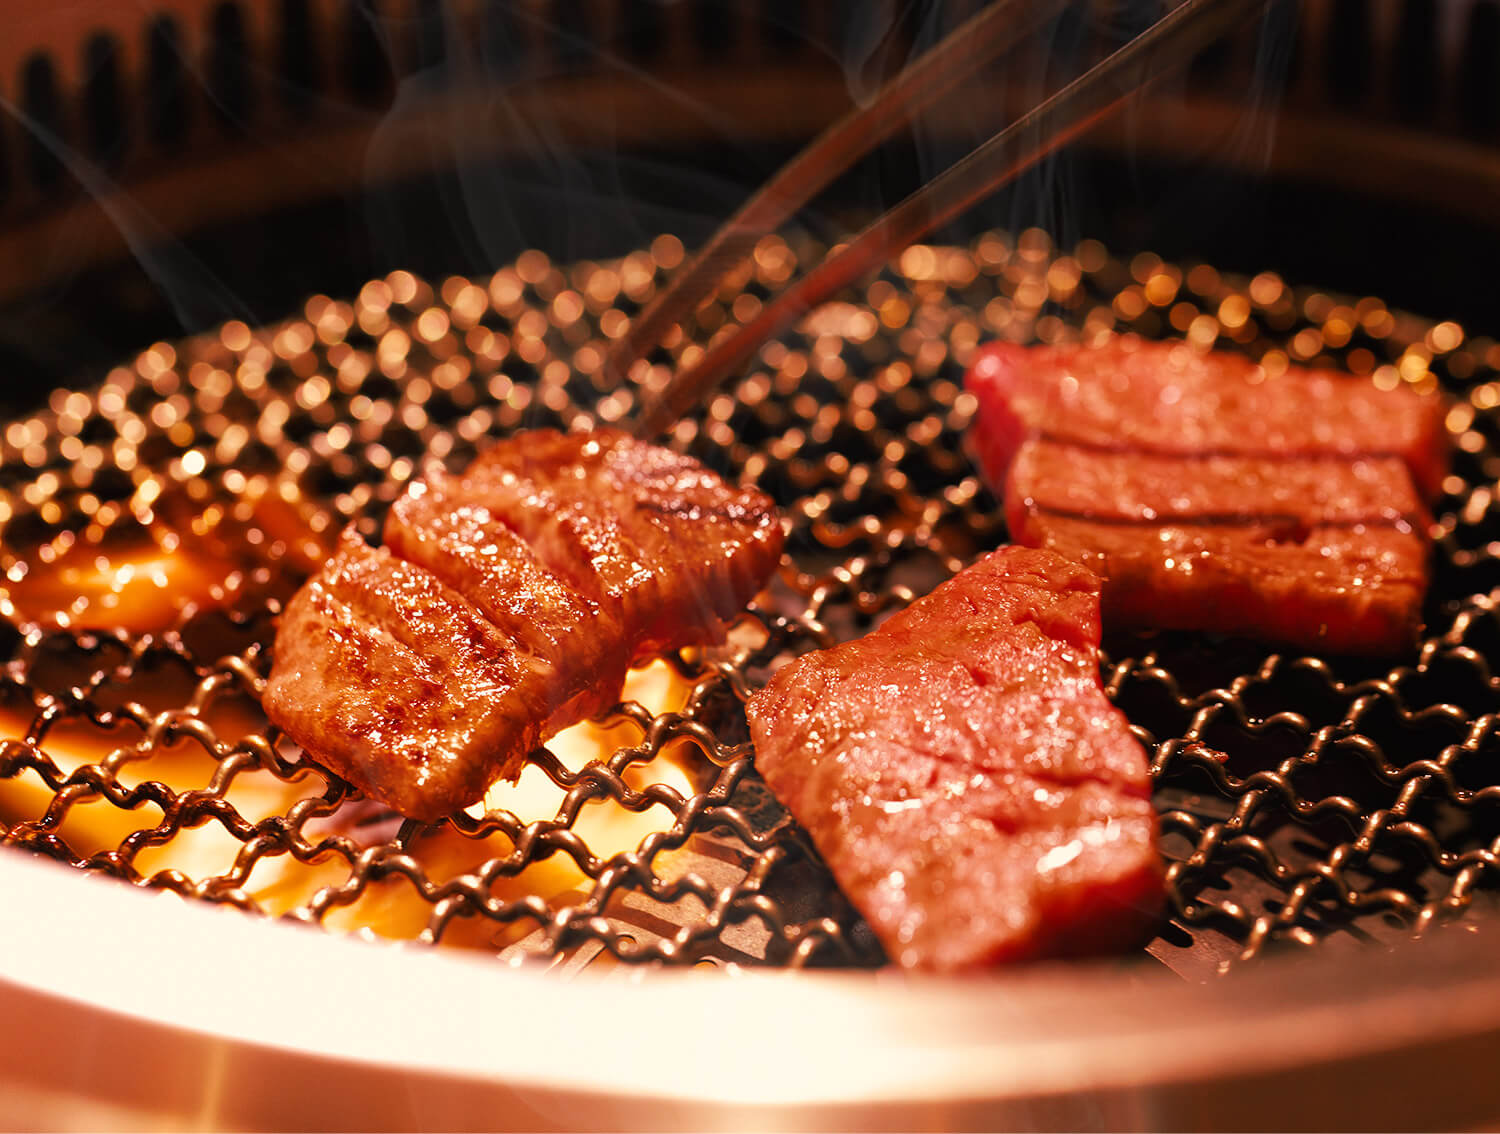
[1,229,1496,978]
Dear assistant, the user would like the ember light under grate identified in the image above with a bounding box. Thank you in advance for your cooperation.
[1,229,1497,977]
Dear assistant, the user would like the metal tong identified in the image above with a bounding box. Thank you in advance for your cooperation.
[619,0,1270,439]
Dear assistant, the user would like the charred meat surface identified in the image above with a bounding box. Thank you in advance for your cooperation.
[746,547,1163,970]
[967,339,1445,654]
[264,530,547,819]
[461,430,786,661]
[266,429,784,820]
[384,488,625,733]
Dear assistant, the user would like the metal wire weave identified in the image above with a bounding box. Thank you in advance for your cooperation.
[1,230,1495,976]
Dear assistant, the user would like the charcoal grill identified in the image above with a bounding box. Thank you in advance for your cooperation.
[7,1,1500,1131]
[4,231,1500,1129]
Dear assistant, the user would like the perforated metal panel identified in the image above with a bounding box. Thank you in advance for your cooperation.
[1,230,1494,975]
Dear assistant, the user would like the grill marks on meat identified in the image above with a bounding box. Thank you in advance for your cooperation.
[457,431,783,661]
[383,489,623,732]
[967,339,1447,654]
[746,548,1162,970]
[266,429,784,820]
[265,531,547,817]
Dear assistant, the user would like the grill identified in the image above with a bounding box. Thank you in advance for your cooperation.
[7,1,1500,1130]
[3,229,1499,976]
[8,235,1500,1128]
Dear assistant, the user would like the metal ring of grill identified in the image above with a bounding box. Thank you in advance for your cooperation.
[1,228,1497,983]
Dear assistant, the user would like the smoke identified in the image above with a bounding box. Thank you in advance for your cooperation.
[1113,0,1297,255]
[0,91,253,332]
[832,0,906,108]
[359,0,778,274]
[857,0,1298,254]
[0,0,1300,391]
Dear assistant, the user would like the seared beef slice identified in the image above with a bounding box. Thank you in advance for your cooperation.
[268,429,784,820]
[967,339,1446,653]
[746,547,1162,970]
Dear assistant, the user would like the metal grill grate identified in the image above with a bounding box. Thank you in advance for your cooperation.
[1,229,1497,976]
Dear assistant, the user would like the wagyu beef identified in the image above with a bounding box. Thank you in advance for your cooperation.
[266,429,784,820]
[745,547,1163,970]
[264,530,550,819]
[442,430,784,662]
[968,338,1448,499]
[967,339,1446,654]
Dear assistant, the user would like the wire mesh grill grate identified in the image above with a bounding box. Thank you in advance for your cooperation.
[1,230,1497,976]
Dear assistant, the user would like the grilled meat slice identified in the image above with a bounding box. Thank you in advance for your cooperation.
[264,530,552,820]
[267,429,785,820]
[967,339,1445,654]
[1017,515,1427,656]
[457,428,786,662]
[967,338,1449,499]
[746,547,1162,970]
[1009,442,1425,528]
[384,487,624,731]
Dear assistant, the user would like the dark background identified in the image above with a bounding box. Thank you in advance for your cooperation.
[1,0,1497,414]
